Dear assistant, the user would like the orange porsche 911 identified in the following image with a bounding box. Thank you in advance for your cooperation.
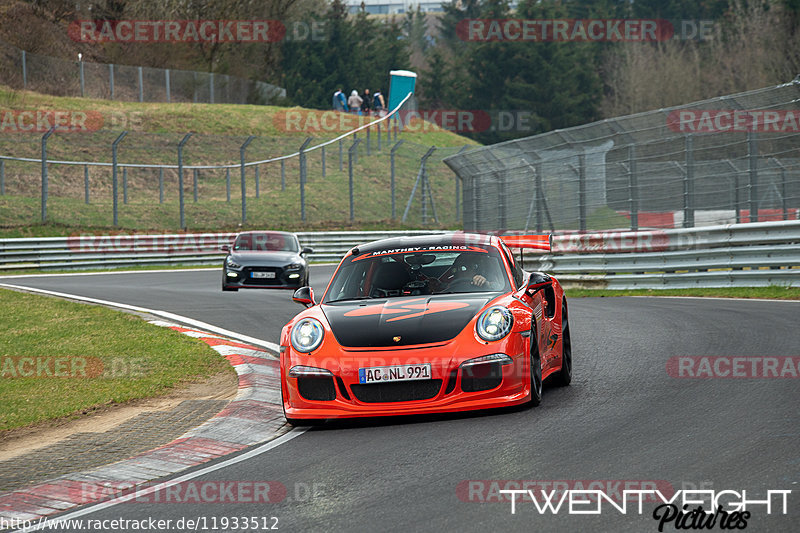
[279,232,572,424]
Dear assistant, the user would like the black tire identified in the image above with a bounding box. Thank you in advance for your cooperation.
[529,322,543,407]
[554,299,572,386]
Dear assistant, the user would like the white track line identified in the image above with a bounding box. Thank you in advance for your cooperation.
[0,283,280,353]
[12,429,307,532]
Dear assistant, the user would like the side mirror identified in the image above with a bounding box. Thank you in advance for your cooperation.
[301,246,314,255]
[526,272,552,296]
[292,286,315,308]
[221,244,230,252]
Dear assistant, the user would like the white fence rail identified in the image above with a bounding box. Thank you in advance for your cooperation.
[1,223,798,289]
[522,220,800,289]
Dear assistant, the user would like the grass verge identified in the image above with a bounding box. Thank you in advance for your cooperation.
[565,286,800,300]
[0,287,234,433]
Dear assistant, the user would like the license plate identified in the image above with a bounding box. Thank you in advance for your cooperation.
[251,271,276,279]
[358,363,432,384]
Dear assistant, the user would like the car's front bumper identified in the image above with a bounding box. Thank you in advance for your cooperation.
[281,334,535,419]
[223,265,306,289]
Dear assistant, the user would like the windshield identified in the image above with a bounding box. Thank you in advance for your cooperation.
[233,232,298,252]
[323,246,510,303]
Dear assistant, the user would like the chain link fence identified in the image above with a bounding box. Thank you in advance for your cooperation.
[0,113,468,230]
[0,40,284,104]
[444,79,800,232]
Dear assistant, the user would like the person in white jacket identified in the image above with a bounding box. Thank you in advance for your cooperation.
[348,90,363,114]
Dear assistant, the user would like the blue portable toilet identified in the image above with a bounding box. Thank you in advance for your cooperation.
[388,70,417,112]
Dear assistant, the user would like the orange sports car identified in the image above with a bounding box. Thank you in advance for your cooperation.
[279,232,571,423]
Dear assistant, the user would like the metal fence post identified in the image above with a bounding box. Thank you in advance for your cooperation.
[455,145,469,222]
[111,131,127,226]
[535,163,543,233]
[79,59,85,97]
[390,140,404,219]
[109,64,114,99]
[348,139,362,222]
[402,146,436,223]
[225,167,230,202]
[377,123,382,151]
[159,167,164,204]
[240,135,255,224]
[210,73,215,104]
[1,160,5,195]
[193,168,199,202]
[138,66,144,102]
[255,166,260,198]
[321,146,326,178]
[123,167,128,204]
[165,69,171,103]
[281,160,285,191]
[84,164,89,204]
[628,145,638,231]
[578,153,587,232]
[339,139,343,172]
[299,137,313,222]
[177,133,193,229]
[22,50,27,89]
[748,132,759,223]
[41,128,55,222]
[684,134,695,228]
[366,126,371,156]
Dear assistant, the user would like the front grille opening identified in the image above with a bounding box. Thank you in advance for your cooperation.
[335,376,351,401]
[444,369,459,395]
[351,379,442,403]
[298,376,336,401]
[461,362,503,393]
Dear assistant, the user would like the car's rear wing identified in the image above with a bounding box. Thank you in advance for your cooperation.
[499,234,552,253]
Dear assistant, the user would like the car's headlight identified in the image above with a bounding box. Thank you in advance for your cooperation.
[225,257,242,270]
[476,306,513,342]
[287,262,303,270]
[290,318,324,353]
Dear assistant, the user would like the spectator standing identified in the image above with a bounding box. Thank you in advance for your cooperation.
[333,88,348,112]
[348,90,363,114]
[373,89,386,116]
[361,89,372,115]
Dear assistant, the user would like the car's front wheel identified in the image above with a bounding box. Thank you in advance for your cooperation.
[529,323,543,407]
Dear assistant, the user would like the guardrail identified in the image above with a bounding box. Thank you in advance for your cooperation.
[1,223,798,289]
[0,230,447,271]
[520,220,800,289]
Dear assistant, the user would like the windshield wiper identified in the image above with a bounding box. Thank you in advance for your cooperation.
[326,296,375,303]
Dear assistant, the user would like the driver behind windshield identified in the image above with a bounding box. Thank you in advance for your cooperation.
[443,252,505,292]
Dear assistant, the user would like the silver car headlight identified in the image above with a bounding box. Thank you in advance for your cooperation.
[225,256,242,270]
[476,306,513,342]
[290,318,325,353]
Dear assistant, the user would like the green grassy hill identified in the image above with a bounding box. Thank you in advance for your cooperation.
[0,86,479,237]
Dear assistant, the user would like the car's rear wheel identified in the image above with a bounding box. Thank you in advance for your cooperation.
[554,299,572,386]
[529,323,543,407]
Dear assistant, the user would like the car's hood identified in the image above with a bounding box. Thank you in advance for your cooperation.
[322,294,495,348]
[228,251,300,265]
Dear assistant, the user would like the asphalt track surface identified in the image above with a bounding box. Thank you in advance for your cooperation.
[4,268,799,532]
